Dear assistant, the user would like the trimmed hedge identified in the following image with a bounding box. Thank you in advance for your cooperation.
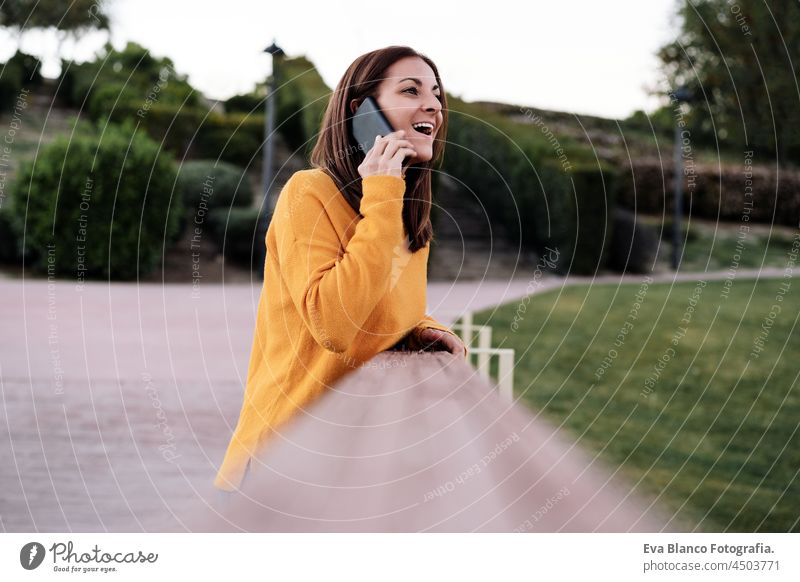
[8,120,182,280]
[225,56,330,157]
[0,58,23,113]
[174,160,254,242]
[615,158,800,227]
[99,101,264,166]
[0,51,41,112]
[440,102,612,275]
[272,56,329,157]
[191,112,264,165]
[8,50,43,86]
[176,160,253,210]
[0,205,22,264]
[87,82,133,120]
[570,164,617,275]
[58,41,200,111]
[607,208,659,274]
[206,206,265,266]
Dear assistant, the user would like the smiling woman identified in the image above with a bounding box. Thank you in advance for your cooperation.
[214,46,466,493]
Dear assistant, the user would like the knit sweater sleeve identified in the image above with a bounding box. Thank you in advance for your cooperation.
[278,173,407,353]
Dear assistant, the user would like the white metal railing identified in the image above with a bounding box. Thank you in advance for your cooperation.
[449,312,515,403]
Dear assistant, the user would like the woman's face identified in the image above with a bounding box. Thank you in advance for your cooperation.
[350,56,443,165]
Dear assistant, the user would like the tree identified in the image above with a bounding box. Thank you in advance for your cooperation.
[0,0,111,60]
[658,0,800,164]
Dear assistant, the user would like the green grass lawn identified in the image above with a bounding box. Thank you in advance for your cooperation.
[470,276,799,532]
[640,215,799,272]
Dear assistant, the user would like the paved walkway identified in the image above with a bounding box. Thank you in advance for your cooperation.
[0,267,785,531]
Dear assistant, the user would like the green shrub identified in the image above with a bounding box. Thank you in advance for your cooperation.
[614,158,800,227]
[225,93,262,114]
[504,161,618,276]
[275,56,329,156]
[569,164,618,275]
[226,56,331,157]
[177,159,253,210]
[501,158,571,274]
[9,120,182,280]
[8,50,42,86]
[206,206,265,266]
[0,51,42,111]
[175,160,253,239]
[623,106,674,136]
[58,41,200,111]
[607,208,658,274]
[100,101,264,166]
[87,82,136,120]
[0,204,22,263]
[107,102,205,157]
[193,113,264,166]
[441,103,594,274]
[224,92,309,158]
[0,58,24,112]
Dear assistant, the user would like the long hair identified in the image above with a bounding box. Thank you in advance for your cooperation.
[309,46,448,252]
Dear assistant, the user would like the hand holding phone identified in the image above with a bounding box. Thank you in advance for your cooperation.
[357,131,417,179]
[351,96,417,178]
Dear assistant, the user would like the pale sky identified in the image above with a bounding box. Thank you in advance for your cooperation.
[4,0,680,119]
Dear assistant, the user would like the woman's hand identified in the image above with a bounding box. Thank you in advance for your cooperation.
[416,328,467,356]
[358,130,417,179]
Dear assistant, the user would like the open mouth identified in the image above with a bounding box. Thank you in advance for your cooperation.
[411,122,434,136]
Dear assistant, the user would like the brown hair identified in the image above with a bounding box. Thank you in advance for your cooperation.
[309,46,448,253]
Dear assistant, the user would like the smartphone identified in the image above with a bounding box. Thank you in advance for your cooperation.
[351,96,412,164]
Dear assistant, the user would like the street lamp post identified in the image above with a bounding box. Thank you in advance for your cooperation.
[257,39,284,276]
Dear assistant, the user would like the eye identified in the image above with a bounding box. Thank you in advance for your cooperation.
[404,87,443,101]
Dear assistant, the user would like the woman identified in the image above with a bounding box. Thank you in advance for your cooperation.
[214,46,467,493]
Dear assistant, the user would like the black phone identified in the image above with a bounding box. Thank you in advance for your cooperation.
[351,96,412,165]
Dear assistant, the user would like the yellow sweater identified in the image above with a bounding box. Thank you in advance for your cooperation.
[214,169,466,491]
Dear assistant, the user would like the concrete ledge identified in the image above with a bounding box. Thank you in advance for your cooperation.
[192,351,679,532]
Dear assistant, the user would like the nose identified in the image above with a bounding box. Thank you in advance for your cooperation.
[422,93,442,115]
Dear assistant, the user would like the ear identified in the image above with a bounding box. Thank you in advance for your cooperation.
[349,99,359,115]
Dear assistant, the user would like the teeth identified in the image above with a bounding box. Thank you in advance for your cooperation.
[412,122,434,129]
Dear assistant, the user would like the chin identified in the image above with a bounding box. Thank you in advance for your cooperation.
[411,151,434,165]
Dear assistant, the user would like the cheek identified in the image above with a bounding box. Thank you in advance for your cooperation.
[388,110,406,126]
[377,99,407,128]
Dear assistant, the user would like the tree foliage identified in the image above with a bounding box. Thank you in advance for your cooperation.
[0,0,110,37]
[658,0,800,163]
